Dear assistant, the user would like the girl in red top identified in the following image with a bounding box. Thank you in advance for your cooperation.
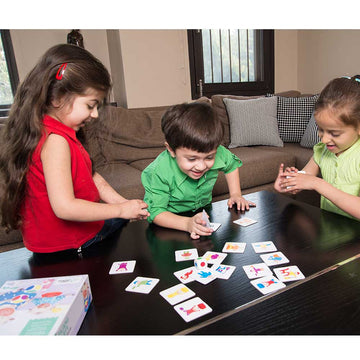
[0,44,149,254]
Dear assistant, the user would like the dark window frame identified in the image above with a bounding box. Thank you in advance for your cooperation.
[187,29,274,99]
[0,30,19,117]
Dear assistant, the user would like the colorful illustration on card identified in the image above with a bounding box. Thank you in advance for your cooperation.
[274,266,305,282]
[125,277,159,294]
[160,284,195,305]
[252,241,277,253]
[109,260,136,275]
[212,264,236,279]
[222,242,246,253]
[203,251,227,264]
[250,275,286,295]
[175,249,198,262]
[260,252,289,266]
[174,297,212,322]
[243,263,272,279]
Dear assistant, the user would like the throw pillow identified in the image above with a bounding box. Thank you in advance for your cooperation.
[277,94,319,143]
[300,112,321,148]
[223,96,283,148]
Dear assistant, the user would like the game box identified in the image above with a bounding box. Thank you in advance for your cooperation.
[0,274,92,335]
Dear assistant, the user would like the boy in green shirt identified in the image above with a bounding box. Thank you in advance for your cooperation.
[141,102,255,239]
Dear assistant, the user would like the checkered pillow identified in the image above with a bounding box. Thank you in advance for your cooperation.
[277,95,319,142]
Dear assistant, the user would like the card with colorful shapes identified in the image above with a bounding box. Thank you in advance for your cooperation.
[192,269,217,285]
[233,217,257,227]
[260,251,289,266]
[242,262,273,279]
[250,275,286,295]
[160,284,195,305]
[109,260,136,275]
[251,241,277,253]
[175,248,199,262]
[274,265,305,282]
[174,297,212,322]
[173,266,196,284]
[125,277,159,294]
[222,242,246,253]
[203,251,227,264]
[211,264,236,280]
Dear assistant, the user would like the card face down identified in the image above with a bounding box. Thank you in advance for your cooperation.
[174,297,212,322]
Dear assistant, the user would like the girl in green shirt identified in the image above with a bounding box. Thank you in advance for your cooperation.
[274,75,360,220]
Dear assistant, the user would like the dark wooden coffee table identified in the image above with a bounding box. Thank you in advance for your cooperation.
[1,191,360,335]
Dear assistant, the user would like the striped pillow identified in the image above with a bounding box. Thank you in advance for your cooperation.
[300,113,321,148]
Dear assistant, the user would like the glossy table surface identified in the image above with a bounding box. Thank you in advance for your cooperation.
[1,191,360,335]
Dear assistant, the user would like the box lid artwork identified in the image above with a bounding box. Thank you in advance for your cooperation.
[0,274,92,335]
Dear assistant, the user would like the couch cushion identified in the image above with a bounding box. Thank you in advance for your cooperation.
[96,162,145,200]
[212,146,296,197]
[282,143,313,169]
[277,95,319,143]
[300,113,321,148]
[223,97,283,148]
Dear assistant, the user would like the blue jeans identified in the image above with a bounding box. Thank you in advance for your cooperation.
[79,218,129,251]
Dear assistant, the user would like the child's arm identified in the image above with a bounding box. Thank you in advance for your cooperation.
[153,211,213,239]
[41,134,149,221]
[93,172,127,204]
[225,168,256,211]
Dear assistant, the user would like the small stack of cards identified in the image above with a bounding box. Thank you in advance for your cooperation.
[242,241,305,295]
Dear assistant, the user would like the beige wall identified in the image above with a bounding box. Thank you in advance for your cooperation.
[9,29,360,108]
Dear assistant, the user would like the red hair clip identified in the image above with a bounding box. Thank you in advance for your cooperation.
[56,63,67,80]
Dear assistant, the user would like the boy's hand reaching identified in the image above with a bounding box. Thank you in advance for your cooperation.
[227,193,256,212]
[188,212,213,239]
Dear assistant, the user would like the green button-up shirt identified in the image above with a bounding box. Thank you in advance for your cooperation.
[141,145,242,222]
[313,138,360,220]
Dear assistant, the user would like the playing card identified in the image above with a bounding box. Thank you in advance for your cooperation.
[192,268,217,284]
[125,277,159,294]
[211,264,236,279]
[175,248,199,262]
[233,217,257,227]
[160,284,195,305]
[202,210,221,232]
[209,222,221,231]
[251,241,277,253]
[174,297,212,322]
[222,242,246,253]
[174,266,196,284]
[274,265,305,282]
[203,251,227,264]
[242,262,273,279]
[250,275,286,295]
[109,260,136,275]
[260,251,289,266]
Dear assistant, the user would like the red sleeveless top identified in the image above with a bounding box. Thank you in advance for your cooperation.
[20,115,104,253]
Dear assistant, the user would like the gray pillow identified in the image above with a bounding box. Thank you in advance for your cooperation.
[300,112,321,148]
[223,96,283,148]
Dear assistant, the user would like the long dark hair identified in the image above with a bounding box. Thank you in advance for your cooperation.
[0,44,111,231]
[315,75,360,128]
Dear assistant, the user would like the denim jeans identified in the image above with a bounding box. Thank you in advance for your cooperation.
[79,218,129,251]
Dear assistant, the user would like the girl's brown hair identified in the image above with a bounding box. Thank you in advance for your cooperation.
[315,75,360,128]
[161,102,224,153]
[0,44,111,231]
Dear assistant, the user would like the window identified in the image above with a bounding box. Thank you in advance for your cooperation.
[188,29,274,99]
[0,30,19,117]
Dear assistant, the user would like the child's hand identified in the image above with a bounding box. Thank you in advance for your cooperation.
[119,199,150,220]
[227,194,256,211]
[281,171,316,193]
[274,163,291,193]
[187,212,213,239]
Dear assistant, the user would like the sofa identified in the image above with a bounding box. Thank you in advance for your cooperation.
[0,90,320,253]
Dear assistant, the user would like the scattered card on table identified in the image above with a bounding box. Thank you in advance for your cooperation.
[233,217,257,227]
[274,265,305,282]
[252,241,277,253]
[203,251,227,264]
[192,269,217,284]
[260,251,289,266]
[109,260,136,275]
[174,297,212,322]
[243,262,273,279]
[211,264,236,279]
[175,248,198,262]
[173,266,196,284]
[222,242,246,253]
[250,275,286,295]
[125,277,159,294]
[160,284,195,305]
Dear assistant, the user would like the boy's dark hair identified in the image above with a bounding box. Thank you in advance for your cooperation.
[161,102,223,153]
[315,75,360,128]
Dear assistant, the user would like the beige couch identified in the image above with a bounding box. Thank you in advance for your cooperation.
[0,90,319,252]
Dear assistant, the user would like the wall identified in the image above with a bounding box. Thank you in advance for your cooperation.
[297,30,360,94]
[9,29,360,108]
